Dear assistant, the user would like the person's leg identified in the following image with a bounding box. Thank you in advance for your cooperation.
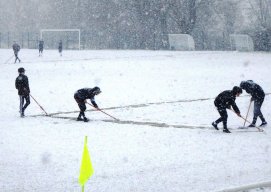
[19,95,24,117]
[250,100,263,126]
[22,95,30,115]
[255,99,267,126]
[78,103,88,121]
[218,109,230,133]
[14,53,18,63]
[212,107,227,130]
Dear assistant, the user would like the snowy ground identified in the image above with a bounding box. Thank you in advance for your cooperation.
[0,49,271,192]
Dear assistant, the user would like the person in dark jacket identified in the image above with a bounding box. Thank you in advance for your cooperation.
[240,80,267,127]
[74,87,101,122]
[12,42,21,63]
[39,40,44,56]
[58,40,62,56]
[15,67,30,117]
[212,86,243,133]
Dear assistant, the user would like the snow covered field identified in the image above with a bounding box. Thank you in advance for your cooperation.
[0,49,271,192]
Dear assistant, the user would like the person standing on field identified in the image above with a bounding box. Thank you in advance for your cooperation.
[12,41,21,63]
[15,67,30,117]
[39,40,44,56]
[58,40,63,56]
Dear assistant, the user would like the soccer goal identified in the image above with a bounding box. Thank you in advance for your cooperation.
[168,34,195,51]
[230,34,254,51]
[40,29,81,50]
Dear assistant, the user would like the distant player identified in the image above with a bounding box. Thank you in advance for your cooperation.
[58,40,63,56]
[240,80,267,127]
[39,40,44,56]
[15,67,30,117]
[74,87,101,122]
[12,41,21,63]
[212,86,242,133]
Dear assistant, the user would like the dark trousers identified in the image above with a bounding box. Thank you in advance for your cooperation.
[252,99,266,124]
[215,108,228,129]
[74,94,86,117]
[14,52,20,63]
[39,48,43,55]
[19,95,30,114]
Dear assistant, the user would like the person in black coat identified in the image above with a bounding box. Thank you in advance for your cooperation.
[12,42,21,63]
[39,40,44,56]
[240,80,267,127]
[58,40,63,56]
[74,87,101,122]
[15,67,30,117]
[212,86,243,133]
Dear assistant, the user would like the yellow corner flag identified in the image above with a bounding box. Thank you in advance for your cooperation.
[79,136,94,188]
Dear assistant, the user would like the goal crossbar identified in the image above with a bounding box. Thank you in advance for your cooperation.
[40,29,81,50]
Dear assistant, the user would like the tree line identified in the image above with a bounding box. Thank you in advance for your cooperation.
[0,0,270,50]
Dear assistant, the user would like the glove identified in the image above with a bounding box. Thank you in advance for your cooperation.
[250,97,254,102]
[93,104,98,109]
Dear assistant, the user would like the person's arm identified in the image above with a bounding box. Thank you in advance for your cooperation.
[232,102,241,116]
[15,78,18,89]
[25,76,30,93]
[90,98,98,108]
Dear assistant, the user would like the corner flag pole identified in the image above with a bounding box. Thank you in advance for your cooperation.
[29,94,48,115]
[86,102,119,121]
[79,136,94,192]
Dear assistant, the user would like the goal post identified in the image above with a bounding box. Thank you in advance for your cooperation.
[168,34,195,51]
[40,29,81,50]
[229,34,254,51]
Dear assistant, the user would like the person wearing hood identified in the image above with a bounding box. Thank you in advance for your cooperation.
[212,86,243,133]
[74,87,101,122]
[240,80,267,127]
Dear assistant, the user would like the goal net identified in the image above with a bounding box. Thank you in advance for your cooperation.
[168,34,195,51]
[40,29,81,50]
[230,34,254,51]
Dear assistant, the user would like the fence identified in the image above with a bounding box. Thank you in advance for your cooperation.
[0,31,270,51]
[0,32,79,50]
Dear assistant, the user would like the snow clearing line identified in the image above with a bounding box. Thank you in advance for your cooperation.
[29,93,271,118]
[217,180,271,192]
[33,114,262,132]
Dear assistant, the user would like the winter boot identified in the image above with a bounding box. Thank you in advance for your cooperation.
[259,122,267,127]
[248,124,255,127]
[223,128,231,133]
[212,122,219,130]
[20,108,25,118]
[20,112,25,118]
[83,117,89,122]
[77,117,83,121]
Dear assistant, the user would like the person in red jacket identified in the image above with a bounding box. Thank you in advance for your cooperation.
[74,87,101,122]
[15,67,30,117]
